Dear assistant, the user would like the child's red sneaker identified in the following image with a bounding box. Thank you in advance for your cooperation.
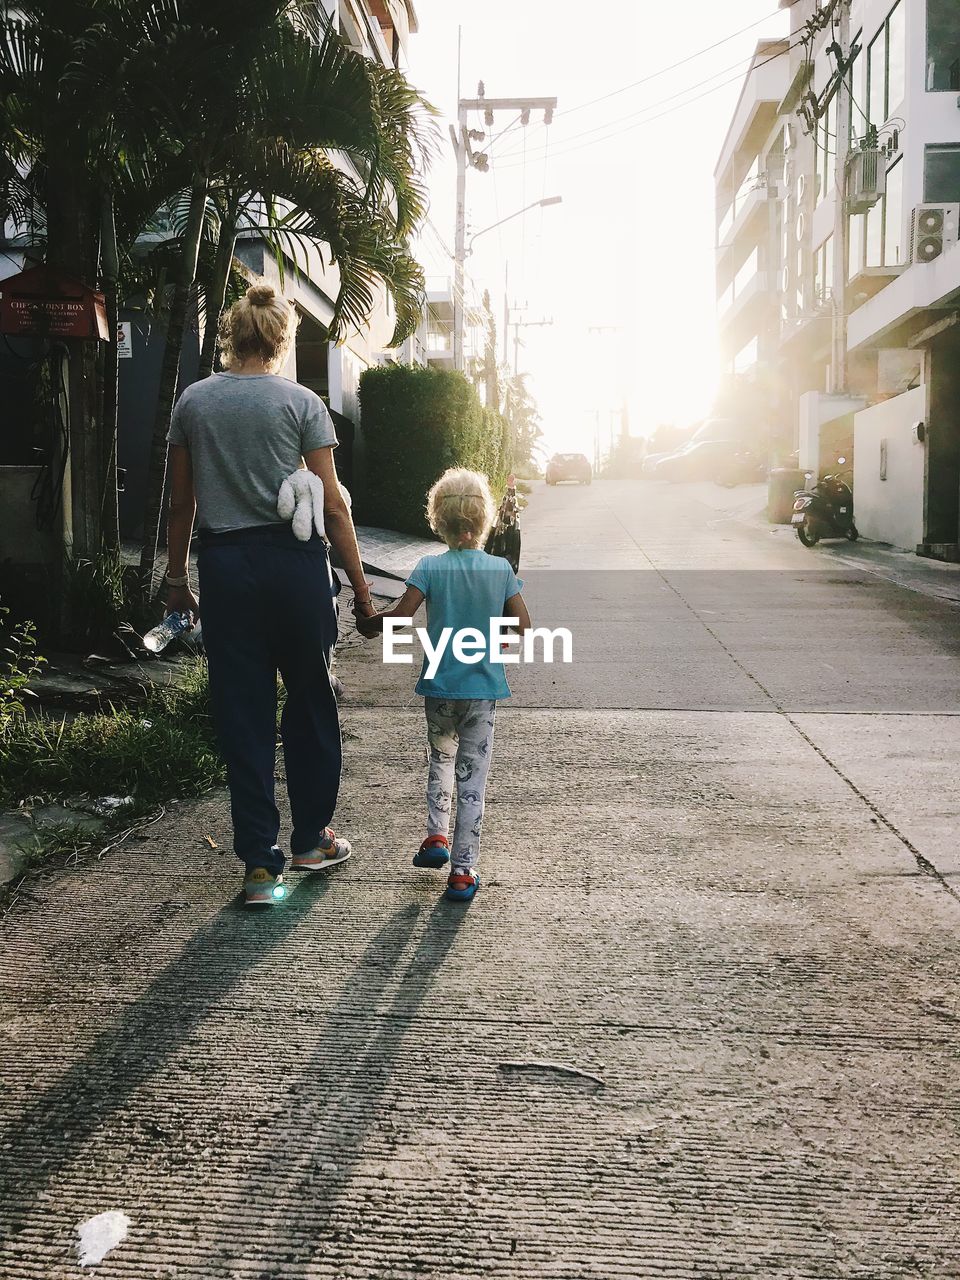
[445,869,480,902]
[413,835,450,869]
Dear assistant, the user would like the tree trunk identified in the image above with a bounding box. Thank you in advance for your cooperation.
[100,185,121,551]
[66,341,105,563]
[45,149,104,564]
[138,172,209,598]
[197,209,237,380]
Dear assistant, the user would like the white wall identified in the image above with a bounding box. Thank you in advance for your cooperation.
[329,344,362,420]
[799,391,866,470]
[853,384,927,549]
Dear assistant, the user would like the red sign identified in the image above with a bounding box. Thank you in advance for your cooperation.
[0,265,109,341]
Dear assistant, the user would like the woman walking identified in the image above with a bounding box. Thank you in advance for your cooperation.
[163,281,376,905]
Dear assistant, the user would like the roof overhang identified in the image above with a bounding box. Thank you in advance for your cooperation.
[848,244,960,351]
[714,39,791,181]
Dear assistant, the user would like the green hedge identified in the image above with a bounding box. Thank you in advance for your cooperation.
[357,365,510,535]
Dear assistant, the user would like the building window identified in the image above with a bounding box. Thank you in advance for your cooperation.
[867,1,905,125]
[852,30,867,127]
[927,0,960,90]
[850,157,905,272]
[848,213,863,281]
[734,247,761,298]
[888,2,906,113]
[884,158,904,264]
[734,336,759,375]
[924,145,960,202]
[814,93,834,206]
[866,197,884,266]
[796,247,806,312]
[814,236,834,306]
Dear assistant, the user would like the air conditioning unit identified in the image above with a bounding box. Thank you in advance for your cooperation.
[846,148,886,213]
[910,204,960,263]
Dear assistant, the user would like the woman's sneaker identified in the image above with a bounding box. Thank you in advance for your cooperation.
[290,828,352,871]
[445,868,480,902]
[244,867,287,907]
[413,835,450,869]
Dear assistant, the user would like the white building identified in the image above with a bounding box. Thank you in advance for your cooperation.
[141,0,422,524]
[394,220,487,382]
[238,0,422,491]
[716,0,960,558]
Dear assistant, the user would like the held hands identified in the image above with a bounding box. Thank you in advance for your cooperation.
[355,609,383,639]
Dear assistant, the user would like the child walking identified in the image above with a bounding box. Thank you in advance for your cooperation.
[360,468,530,901]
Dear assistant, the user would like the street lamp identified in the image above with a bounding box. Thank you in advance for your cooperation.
[466,196,562,257]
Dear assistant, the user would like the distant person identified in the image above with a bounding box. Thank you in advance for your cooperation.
[358,468,531,901]
[163,280,377,906]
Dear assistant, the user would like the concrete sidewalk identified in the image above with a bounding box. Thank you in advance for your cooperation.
[355,525,443,580]
[668,479,960,607]
[2,486,959,1277]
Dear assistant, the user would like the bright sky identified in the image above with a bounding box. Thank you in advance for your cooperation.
[407,0,791,455]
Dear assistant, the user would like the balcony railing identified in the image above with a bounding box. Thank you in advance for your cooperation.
[718,249,767,323]
[716,157,768,248]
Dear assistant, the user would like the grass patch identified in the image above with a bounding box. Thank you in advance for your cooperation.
[1,607,225,906]
[0,658,224,814]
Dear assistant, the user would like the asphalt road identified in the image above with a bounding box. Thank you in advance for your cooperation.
[1,478,959,1279]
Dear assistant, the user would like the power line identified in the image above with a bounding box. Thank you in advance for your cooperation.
[556,5,788,121]
[497,39,796,164]
[494,40,800,170]
[483,111,523,153]
[464,9,789,171]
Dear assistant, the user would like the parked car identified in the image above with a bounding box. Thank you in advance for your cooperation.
[714,448,768,487]
[545,452,592,485]
[655,438,743,482]
[641,450,674,477]
[688,417,739,444]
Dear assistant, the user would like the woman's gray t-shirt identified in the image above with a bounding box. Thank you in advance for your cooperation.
[167,372,338,532]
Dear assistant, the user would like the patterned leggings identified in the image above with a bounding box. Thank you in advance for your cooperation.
[424,698,497,870]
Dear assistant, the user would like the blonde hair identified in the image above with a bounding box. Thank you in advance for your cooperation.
[426,468,496,549]
[218,281,299,371]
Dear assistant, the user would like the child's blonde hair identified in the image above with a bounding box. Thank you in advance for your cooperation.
[426,468,496,549]
[218,280,299,372]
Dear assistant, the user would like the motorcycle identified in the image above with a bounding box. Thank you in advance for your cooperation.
[791,459,858,547]
[484,475,522,573]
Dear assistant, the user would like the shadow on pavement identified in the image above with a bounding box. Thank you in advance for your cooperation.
[198,895,472,1276]
[0,880,472,1270]
[0,874,337,1232]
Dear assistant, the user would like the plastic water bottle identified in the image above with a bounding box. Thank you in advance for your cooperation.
[142,611,192,654]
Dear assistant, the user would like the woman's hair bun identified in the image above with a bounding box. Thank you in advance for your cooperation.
[245,283,276,307]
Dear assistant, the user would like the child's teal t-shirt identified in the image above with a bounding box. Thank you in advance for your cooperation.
[406,549,523,700]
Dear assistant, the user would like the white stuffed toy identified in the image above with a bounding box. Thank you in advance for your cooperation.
[277,468,325,541]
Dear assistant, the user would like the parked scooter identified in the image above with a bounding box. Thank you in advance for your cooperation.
[791,458,858,547]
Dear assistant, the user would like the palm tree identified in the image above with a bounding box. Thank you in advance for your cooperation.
[1,0,434,588]
[0,0,230,555]
[0,0,121,560]
[134,14,436,595]
[504,373,544,472]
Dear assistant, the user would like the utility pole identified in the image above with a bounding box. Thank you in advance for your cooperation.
[587,322,628,454]
[451,87,556,372]
[452,100,470,374]
[503,261,509,365]
[829,0,852,395]
[511,317,553,376]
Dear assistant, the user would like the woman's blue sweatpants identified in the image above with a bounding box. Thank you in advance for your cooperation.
[197,525,341,874]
